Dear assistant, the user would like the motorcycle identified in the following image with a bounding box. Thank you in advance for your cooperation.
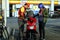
[26,17,37,40]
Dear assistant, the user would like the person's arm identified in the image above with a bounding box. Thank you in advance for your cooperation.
[34,10,41,17]
[34,13,39,17]
[44,9,48,18]
[44,9,48,23]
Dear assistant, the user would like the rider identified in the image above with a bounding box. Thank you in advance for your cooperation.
[26,10,37,40]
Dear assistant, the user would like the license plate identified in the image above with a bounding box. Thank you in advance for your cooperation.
[30,26,34,29]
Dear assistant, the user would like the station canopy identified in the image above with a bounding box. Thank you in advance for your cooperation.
[9,0,58,1]
[9,0,58,5]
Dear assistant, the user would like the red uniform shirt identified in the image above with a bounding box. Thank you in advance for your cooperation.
[18,6,26,19]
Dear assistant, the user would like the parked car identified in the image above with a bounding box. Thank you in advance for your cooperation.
[49,11,60,18]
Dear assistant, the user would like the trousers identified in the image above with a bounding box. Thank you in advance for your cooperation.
[39,21,45,40]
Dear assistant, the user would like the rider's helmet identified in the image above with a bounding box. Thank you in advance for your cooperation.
[38,3,45,8]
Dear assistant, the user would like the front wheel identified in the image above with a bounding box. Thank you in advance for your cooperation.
[26,30,36,40]
[29,32,36,40]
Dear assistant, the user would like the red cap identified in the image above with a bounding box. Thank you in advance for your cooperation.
[25,3,30,7]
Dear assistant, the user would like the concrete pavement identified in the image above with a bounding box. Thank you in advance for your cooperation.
[45,18,60,40]
[3,17,60,40]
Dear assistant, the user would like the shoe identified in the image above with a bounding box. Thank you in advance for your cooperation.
[43,39,45,40]
[39,38,42,40]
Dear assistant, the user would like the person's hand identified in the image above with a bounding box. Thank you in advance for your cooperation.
[39,13,41,16]
[24,19,27,23]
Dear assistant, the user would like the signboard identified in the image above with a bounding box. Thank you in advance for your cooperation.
[16,4,22,8]
[33,5,39,15]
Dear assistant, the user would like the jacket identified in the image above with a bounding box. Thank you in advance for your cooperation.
[34,9,48,23]
[43,9,48,23]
